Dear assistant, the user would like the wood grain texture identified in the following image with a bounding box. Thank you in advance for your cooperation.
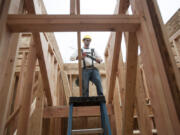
[0,0,23,133]
[17,39,37,135]
[7,15,140,32]
[122,32,138,135]
[131,0,180,134]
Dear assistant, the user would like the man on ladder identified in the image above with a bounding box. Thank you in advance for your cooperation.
[68,35,111,135]
[70,35,104,97]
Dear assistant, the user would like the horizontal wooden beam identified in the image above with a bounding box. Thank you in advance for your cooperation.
[7,15,140,32]
[43,104,113,118]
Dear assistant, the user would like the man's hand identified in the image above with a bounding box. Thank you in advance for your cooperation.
[76,52,87,60]
[96,58,102,63]
[82,52,87,59]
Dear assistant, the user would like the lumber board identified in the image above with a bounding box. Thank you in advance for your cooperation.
[17,39,37,135]
[7,52,27,135]
[24,0,34,14]
[7,15,140,32]
[70,0,76,15]
[43,104,113,118]
[77,31,82,96]
[0,0,23,134]
[5,105,21,128]
[146,1,180,120]
[60,71,72,104]
[135,67,153,135]
[169,29,180,42]
[107,32,122,103]
[131,0,180,134]
[122,32,138,135]
[33,32,53,105]
[27,73,44,135]
[113,79,123,134]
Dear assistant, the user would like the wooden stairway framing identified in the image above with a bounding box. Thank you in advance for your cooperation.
[0,0,180,135]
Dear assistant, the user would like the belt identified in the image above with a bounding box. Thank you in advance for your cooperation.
[83,66,94,69]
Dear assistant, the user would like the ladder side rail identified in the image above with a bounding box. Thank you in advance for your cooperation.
[67,104,74,135]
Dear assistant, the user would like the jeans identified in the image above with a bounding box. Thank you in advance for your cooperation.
[82,67,103,97]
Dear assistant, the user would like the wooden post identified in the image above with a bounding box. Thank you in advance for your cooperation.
[70,0,82,96]
[0,0,24,134]
[27,72,45,135]
[69,74,73,92]
[14,52,28,110]
[77,32,82,96]
[113,78,123,134]
[107,32,122,103]
[131,0,180,134]
[17,38,37,135]
[122,32,138,135]
[24,0,53,106]
[70,0,76,15]
[33,33,53,105]
[75,0,83,96]
[60,71,72,104]
[135,67,153,135]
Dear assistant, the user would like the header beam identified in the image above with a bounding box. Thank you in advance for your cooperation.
[7,15,140,32]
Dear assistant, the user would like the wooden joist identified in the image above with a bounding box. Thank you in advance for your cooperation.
[7,15,140,32]
[43,104,113,118]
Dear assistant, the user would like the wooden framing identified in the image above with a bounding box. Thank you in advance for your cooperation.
[0,0,180,134]
[7,15,140,32]
[33,33,53,105]
[17,39,37,135]
[27,73,44,135]
[60,71,72,104]
[0,0,24,134]
[130,0,180,134]
[135,67,153,135]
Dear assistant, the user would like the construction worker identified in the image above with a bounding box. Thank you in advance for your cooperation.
[70,35,104,97]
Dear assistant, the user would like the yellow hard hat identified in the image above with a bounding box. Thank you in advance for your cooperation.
[83,35,92,41]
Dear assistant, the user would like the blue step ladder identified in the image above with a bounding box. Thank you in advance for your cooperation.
[67,96,112,135]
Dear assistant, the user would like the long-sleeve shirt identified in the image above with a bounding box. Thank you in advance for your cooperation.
[70,47,102,67]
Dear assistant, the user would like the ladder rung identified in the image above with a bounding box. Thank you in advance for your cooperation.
[133,129,157,134]
[72,128,104,134]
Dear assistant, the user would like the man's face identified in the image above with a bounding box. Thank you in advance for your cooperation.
[83,38,91,47]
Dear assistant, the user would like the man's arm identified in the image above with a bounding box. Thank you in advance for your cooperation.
[94,49,103,63]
